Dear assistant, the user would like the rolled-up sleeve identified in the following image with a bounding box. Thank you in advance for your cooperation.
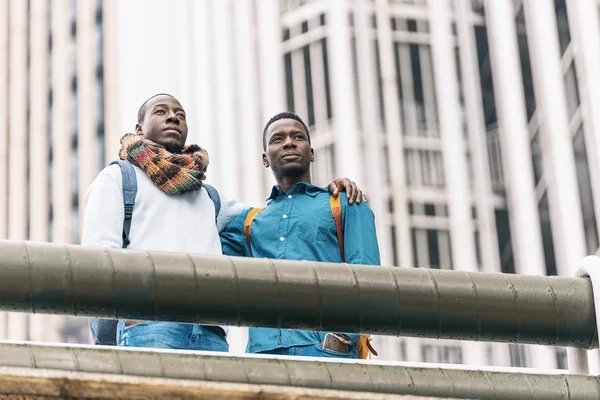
[341,193,381,266]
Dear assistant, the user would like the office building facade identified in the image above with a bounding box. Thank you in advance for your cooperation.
[275,0,600,369]
[2,0,600,370]
[0,0,119,343]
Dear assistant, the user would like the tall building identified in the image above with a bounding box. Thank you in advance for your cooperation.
[0,0,119,343]
[2,0,600,371]
[275,0,600,369]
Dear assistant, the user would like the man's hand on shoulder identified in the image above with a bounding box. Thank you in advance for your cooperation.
[327,178,367,205]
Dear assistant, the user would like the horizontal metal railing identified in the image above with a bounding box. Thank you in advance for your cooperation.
[0,240,595,348]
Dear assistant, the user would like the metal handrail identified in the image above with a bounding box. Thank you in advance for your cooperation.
[0,240,596,348]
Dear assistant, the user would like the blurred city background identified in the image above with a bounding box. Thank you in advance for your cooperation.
[0,0,599,371]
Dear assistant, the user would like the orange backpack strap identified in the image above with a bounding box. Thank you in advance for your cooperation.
[329,195,377,359]
[244,208,264,256]
[357,335,379,359]
[329,195,345,262]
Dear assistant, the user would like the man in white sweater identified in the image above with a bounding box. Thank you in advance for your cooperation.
[81,93,363,352]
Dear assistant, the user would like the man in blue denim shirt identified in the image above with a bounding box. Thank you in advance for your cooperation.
[220,112,380,358]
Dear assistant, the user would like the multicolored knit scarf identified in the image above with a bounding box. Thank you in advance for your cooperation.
[118,133,209,195]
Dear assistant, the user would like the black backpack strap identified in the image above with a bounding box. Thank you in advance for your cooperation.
[89,161,137,346]
[109,160,137,248]
[204,184,221,222]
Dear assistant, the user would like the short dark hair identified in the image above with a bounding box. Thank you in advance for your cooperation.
[262,112,311,150]
[137,93,176,124]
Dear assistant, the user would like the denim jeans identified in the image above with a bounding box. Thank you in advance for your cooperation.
[117,321,228,352]
[257,343,358,359]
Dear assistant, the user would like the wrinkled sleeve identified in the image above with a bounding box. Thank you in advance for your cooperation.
[341,193,381,266]
[81,166,124,249]
[339,193,380,346]
[220,209,251,257]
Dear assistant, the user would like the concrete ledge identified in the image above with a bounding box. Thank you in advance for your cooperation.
[0,366,460,400]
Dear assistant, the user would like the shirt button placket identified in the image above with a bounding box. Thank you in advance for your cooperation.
[277,194,293,258]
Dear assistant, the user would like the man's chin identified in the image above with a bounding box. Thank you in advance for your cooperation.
[279,165,308,177]
[159,140,184,154]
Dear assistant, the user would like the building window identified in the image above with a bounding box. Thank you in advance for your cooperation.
[509,344,528,367]
[405,149,445,187]
[556,347,568,370]
[284,53,294,111]
[474,25,498,127]
[515,8,536,121]
[373,39,385,128]
[303,45,315,126]
[564,62,580,120]
[322,38,332,120]
[390,225,399,266]
[390,0,428,8]
[530,133,543,186]
[421,344,463,364]
[474,230,482,269]
[573,127,599,254]
[279,0,318,14]
[539,192,557,276]
[394,41,439,138]
[397,339,407,360]
[495,209,515,274]
[554,0,571,56]
[486,125,505,194]
[282,30,332,126]
[410,202,453,270]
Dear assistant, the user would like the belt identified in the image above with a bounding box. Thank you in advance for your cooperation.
[320,333,351,353]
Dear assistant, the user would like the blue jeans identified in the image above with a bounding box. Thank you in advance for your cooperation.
[258,343,358,359]
[117,321,228,352]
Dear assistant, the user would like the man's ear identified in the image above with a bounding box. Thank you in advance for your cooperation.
[310,148,315,162]
[135,123,143,135]
[262,153,270,168]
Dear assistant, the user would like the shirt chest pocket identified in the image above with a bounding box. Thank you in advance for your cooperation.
[295,210,336,243]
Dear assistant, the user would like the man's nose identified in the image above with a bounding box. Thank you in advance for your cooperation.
[282,136,296,148]
[166,111,180,124]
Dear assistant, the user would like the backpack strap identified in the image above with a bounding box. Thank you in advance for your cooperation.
[329,194,377,359]
[357,335,378,358]
[329,195,345,262]
[244,208,264,256]
[109,160,137,248]
[204,184,221,222]
[89,161,137,347]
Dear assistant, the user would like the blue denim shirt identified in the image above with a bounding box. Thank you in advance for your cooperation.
[220,182,380,353]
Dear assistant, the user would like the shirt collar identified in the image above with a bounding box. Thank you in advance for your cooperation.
[267,182,328,200]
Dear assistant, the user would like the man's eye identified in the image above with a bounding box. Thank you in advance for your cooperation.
[177,113,186,119]
[155,109,165,114]
[294,134,305,140]
[272,137,282,143]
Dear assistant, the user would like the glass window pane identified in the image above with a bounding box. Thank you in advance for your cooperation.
[573,127,599,253]
[538,192,557,276]
[564,62,580,120]
[554,0,571,55]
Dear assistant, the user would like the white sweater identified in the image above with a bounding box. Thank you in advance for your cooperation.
[81,164,248,332]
